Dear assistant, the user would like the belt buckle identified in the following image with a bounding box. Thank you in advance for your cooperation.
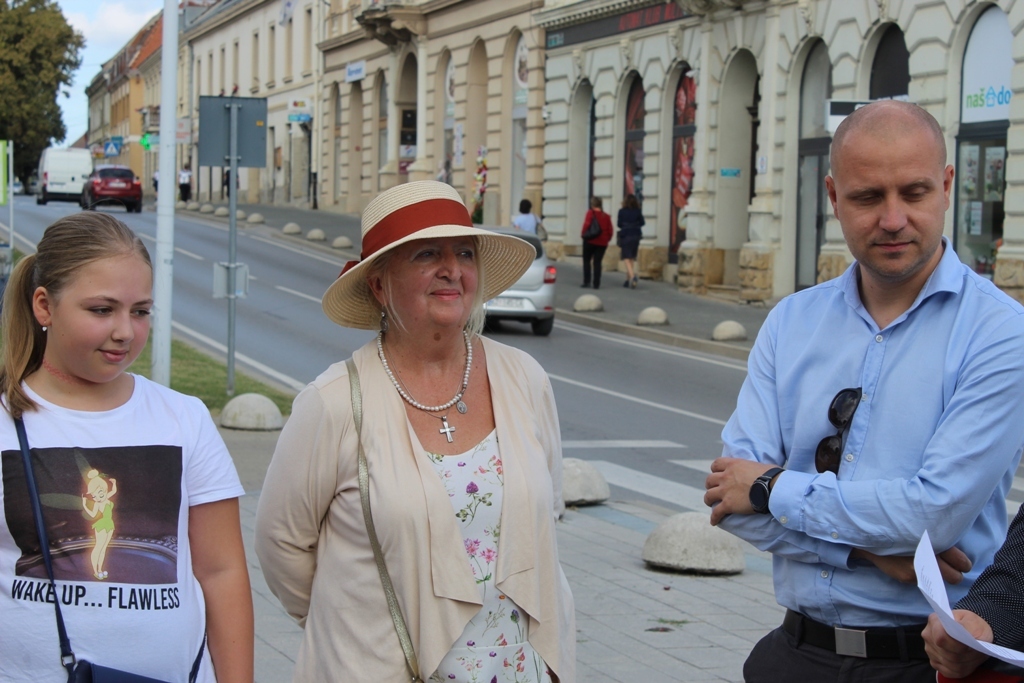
[834,627,868,658]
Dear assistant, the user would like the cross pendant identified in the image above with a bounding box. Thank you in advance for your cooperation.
[438,415,455,443]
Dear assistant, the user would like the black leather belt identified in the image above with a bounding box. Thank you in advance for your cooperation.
[783,609,929,661]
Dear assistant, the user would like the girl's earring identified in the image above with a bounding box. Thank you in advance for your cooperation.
[380,310,389,334]
[41,326,48,333]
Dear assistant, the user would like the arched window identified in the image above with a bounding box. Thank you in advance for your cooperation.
[624,78,646,205]
[870,25,910,100]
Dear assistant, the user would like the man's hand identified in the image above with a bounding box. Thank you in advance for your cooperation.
[704,457,779,526]
[850,547,972,585]
[922,610,993,679]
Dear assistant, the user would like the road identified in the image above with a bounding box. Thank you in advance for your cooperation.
[6,196,1023,520]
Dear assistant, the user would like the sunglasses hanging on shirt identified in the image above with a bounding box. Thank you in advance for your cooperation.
[815,387,863,475]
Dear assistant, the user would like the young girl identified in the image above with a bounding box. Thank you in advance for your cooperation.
[0,213,254,682]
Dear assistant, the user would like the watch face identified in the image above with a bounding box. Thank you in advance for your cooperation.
[750,481,770,513]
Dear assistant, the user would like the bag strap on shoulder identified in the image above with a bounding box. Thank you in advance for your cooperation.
[346,358,422,682]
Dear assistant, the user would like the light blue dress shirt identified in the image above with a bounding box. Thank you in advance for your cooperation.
[719,240,1024,627]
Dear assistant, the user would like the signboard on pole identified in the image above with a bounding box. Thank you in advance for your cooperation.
[176,117,193,145]
[287,98,313,123]
[197,96,267,167]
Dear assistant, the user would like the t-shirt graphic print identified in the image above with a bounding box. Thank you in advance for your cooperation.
[3,444,182,586]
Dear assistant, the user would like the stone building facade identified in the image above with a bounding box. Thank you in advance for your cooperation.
[319,0,546,225]
[538,0,1024,302]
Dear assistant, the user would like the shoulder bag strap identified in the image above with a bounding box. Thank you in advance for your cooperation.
[15,417,206,683]
[15,416,78,679]
[346,358,422,683]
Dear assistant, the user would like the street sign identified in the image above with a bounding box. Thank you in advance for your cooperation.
[287,98,313,123]
[104,140,122,157]
[197,96,267,168]
[176,117,192,145]
[213,261,249,298]
[826,100,873,134]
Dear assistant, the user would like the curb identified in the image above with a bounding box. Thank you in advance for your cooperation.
[555,309,751,361]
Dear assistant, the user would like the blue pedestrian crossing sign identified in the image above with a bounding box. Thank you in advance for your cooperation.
[104,140,122,157]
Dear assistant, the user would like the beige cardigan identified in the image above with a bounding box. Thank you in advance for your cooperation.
[255,337,576,682]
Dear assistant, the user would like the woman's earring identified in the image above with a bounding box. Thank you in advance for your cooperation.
[41,326,47,333]
[380,310,389,333]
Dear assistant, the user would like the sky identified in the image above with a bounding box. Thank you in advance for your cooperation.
[57,0,165,146]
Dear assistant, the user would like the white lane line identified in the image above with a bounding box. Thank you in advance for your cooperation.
[242,231,353,266]
[590,460,708,512]
[275,285,322,304]
[548,372,728,426]
[135,232,203,260]
[555,320,749,371]
[171,320,306,392]
[563,440,685,449]
[672,459,716,473]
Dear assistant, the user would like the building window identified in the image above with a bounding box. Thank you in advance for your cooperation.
[378,76,388,169]
[252,31,260,90]
[285,18,293,81]
[870,25,910,100]
[304,8,313,75]
[220,46,226,95]
[624,78,646,206]
[669,69,696,262]
[232,40,239,95]
[269,24,276,84]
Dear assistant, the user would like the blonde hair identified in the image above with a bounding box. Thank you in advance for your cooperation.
[0,213,151,418]
[86,469,109,496]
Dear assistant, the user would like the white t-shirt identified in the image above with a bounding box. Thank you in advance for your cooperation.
[178,169,191,185]
[0,376,244,683]
[511,212,540,234]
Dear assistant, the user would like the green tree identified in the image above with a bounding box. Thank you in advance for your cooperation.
[0,0,84,183]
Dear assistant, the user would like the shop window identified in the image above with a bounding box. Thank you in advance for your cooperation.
[669,69,696,262]
[624,78,645,206]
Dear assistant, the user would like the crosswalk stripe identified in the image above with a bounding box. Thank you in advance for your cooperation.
[563,440,685,449]
[590,460,708,512]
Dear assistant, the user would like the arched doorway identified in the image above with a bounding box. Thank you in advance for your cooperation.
[795,40,832,290]
[397,53,418,182]
[714,49,759,286]
[567,79,595,244]
[669,68,696,262]
[466,40,488,221]
[509,34,529,220]
[348,81,364,210]
[955,6,1012,276]
[623,76,646,206]
[435,51,455,186]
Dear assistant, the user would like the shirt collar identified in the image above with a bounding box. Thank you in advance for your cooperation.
[840,236,963,326]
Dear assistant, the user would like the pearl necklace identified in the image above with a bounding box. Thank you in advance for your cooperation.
[377,330,472,415]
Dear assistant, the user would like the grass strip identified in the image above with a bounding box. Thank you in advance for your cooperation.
[130,338,294,416]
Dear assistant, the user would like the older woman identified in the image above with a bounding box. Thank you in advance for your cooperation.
[255,181,575,683]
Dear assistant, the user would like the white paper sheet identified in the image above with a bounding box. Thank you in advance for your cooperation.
[915,530,1024,667]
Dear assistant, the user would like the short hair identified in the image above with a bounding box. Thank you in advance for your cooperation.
[0,213,151,418]
[518,199,532,214]
[622,194,639,210]
[830,100,946,173]
[590,196,603,210]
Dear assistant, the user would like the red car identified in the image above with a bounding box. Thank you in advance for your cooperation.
[81,165,143,213]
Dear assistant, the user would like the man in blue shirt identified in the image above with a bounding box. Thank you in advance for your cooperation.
[704,100,1024,682]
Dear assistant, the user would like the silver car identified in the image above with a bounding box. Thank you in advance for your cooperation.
[483,227,556,336]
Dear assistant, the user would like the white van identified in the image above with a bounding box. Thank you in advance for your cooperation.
[36,147,93,205]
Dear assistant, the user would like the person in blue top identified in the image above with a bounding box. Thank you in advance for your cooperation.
[703,100,1024,682]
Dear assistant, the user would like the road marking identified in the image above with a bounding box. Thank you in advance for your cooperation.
[242,231,353,265]
[275,285,322,304]
[672,459,715,473]
[171,320,306,392]
[548,373,728,426]
[555,320,749,372]
[590,460,708,512]
[135,232,204,260]
[563,440,685,449]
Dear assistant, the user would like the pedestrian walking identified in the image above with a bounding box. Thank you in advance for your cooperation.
[152,169,159,195]
[704,100,1024,683]
[178,165,192,203]
[616,194,644,288]
[0,212,253,682]
[255,180,576,683]
[579,196,613,289]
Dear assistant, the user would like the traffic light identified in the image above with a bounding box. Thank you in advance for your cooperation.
[140,133,151,151]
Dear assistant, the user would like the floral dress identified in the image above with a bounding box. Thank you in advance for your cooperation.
[426,431,552,683]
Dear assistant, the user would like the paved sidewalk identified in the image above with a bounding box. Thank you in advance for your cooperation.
[221,426,780,683]
[195,202,773,361]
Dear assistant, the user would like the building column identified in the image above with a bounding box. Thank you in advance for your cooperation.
[408,36,431,181]
[739,3,780,302]
[379,49,400,190]
[677,16,715,293]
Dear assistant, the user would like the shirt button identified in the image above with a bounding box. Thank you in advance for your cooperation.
[875,334,884,342]
[845,453,854,462]
[821,570,829,578]
[780,516,789,525]
[831,532,839,539]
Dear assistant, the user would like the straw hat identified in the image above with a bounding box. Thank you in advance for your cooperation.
[322,180,537,329]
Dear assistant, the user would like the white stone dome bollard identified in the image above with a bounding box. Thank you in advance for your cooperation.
[236,209,247,220]
[199,203,214,214]
[246,212,265,224]
[186,201,200,211]
[213,206,229,217]
[573,294,603,312]
[712,320,748,341]
[562,458,610,506]
[220,393,284,431]
[332,235,353,249]
[642,512,745,575]
[306,228,326,241]
[282,222,301,234]
[175,200,187,210]
[637,307,668,326]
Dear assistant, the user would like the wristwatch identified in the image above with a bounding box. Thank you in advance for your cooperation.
[749,467,785,514]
